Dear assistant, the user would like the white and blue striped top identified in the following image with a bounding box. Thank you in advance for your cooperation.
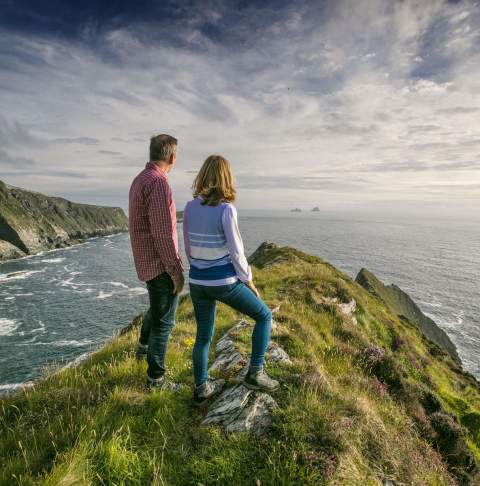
[183,197,252,286]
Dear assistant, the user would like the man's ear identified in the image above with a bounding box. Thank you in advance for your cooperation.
[168,153,175,165]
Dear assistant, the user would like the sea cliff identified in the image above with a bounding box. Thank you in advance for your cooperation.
[355,268,460,362]
[1,242,479,485]
[0,180,128,261]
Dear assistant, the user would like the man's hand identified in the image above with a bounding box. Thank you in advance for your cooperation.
[173,273,185,294]
[246,280,260,298]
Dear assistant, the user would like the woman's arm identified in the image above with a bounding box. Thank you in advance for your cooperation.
[182,205,192,264]
[222,204,253,283]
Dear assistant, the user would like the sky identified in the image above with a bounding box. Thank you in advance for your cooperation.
[0,0,479,215]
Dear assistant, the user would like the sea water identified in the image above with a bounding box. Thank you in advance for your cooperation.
[0,210,478,391]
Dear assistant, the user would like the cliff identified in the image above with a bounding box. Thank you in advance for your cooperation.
[355,268,460,362]
[0,180,128,261]
[1,243,479,485]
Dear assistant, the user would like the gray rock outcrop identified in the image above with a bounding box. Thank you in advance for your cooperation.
[202,319,292,435]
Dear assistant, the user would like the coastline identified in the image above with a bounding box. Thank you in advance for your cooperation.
[0,229,129,265]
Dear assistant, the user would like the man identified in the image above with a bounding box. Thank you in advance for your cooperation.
[129,134,184,390]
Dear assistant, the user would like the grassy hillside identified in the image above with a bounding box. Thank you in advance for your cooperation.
[0,180,128,260]
[1,243,479,485]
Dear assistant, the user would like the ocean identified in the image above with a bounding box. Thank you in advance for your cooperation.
[0,210,479,392]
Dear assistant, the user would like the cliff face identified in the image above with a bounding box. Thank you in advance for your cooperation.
[356,268,460,362]
[0,180,128,261]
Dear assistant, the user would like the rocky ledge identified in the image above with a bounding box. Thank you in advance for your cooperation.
[201,317,289,435]
[0,180,128,261]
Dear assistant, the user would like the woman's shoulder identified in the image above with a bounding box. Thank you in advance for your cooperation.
[184,198,199,209]
[221,202,238,218]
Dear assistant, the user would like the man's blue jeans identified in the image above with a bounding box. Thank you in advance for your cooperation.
[140,272,179,379]
[189,281,272,386]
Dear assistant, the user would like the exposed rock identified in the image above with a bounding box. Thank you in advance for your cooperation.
[267,341,292,364]
[0,240,26,261]
[311,294,358,324]
[356,268,459,362]
[203,320,289,434]
[0,180,128,261]
[202,384,278,435]
[338,299,356,316]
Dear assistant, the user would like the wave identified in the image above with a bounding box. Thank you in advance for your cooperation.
[0,318,20,336]
[16,338,96,347]
[128,287,148,295]
[52,339,96,347]
[0,269,45,283]
[0,382,35,394]
[30,320,46,334]
[97,290,115,299]
[110,281,128,288]
[61,351,93,370]
[41,258,66,264]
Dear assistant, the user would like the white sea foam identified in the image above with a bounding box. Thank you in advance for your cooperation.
[420,300,443,308]
[0,318,20,336]
[128,287,148,295]
[61,351,93,369]
[70,271,83,276]
[18,338,96,347]
[0,382,35,395]
[97,290,115,299]
[110,281,128,288]
[13,292,34,297]
[52,339,95,347]
[4,296,15,300]
[0,269,44,283]
[30,320,46,334]
[41,257,66,263]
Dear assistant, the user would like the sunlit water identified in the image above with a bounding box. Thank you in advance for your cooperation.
[0,210,479,391]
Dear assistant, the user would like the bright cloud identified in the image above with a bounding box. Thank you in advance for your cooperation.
[0,0,479,214]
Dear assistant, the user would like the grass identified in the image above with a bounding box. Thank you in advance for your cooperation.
[1,243,479,485]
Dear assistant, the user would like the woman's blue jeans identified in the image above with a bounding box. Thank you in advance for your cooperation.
[189,281,272,386]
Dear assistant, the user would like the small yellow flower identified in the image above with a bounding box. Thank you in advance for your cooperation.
[183,337,195,348]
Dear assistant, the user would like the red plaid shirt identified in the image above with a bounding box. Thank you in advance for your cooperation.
[129,162,183,282]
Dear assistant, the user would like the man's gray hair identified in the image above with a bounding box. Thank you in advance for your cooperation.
[149,134,177,161]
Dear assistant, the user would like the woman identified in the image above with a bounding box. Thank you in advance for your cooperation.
[183,155,279,406]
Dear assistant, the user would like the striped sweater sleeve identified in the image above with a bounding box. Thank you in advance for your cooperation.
[221,204,252,283]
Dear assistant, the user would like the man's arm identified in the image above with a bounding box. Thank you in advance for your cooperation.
[147,179,184,288]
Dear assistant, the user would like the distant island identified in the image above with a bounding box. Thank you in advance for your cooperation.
[0,180,128,262]
[290,208,302,212]
[312,206,320,212]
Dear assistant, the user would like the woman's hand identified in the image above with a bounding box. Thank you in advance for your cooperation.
[246,280,260,298]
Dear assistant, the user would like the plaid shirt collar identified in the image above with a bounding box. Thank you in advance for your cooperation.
[145,161,168,179]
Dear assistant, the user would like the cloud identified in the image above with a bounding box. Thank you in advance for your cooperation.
[0,148,36,168]
[0,0,479,210]
[52,137,99,145]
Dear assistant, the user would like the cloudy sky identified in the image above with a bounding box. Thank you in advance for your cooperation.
[1,0,479,215]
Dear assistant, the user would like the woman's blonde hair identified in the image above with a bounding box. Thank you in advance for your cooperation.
[192,155,236,206]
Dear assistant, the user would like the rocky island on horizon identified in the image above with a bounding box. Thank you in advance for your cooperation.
[0,180,128,262]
